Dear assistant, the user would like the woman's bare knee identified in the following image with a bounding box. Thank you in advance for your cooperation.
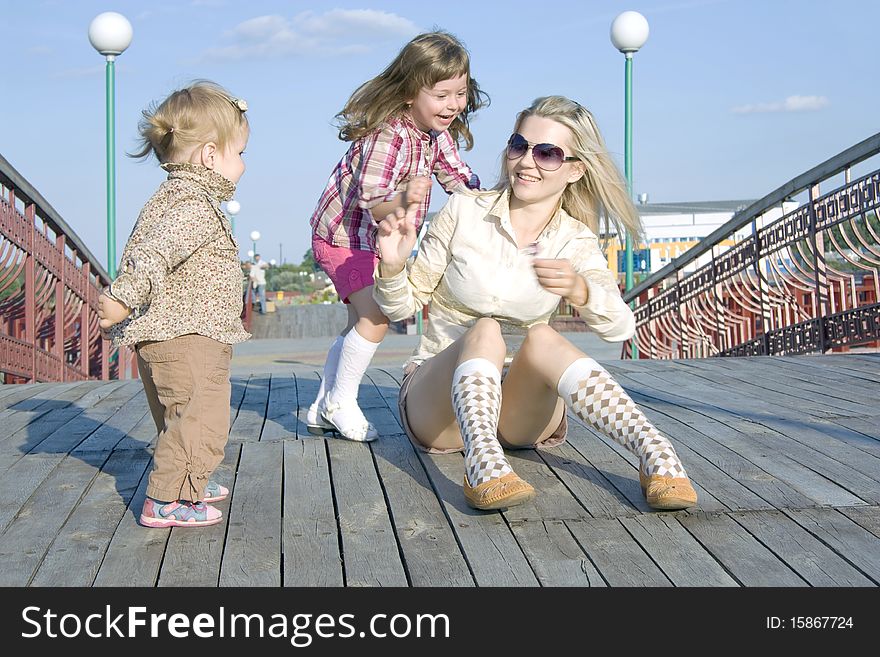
[461,318,505,362]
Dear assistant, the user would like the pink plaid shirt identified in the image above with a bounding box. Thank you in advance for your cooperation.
[310,113,480,253]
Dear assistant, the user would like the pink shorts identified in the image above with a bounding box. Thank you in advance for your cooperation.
[312,236,379,304]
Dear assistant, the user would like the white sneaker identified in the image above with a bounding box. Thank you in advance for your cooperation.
[321,398,379,442]
[306,399,335,435]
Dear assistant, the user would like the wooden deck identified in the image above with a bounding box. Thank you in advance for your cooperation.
[0,353,878,587]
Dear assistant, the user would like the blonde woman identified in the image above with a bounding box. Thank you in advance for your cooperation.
[374,96,698,511]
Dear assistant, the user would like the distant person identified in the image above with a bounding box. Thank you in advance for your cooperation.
[306,30,487,442]
[98,81,250,527]
[249,253,270,313]
[374,96,698,511]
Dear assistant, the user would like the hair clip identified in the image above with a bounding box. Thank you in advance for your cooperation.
[229,97,248,112]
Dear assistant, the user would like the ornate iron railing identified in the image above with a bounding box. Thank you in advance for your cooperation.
[622,133,880,359]
[0,152,132,382]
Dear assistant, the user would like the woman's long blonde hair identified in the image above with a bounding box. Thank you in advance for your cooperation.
[131,80,249,163]
[336,31,489,150]
[494,95,642,242]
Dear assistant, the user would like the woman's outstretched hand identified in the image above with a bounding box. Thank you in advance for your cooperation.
[377,204,419,277]
[532,258,588,306]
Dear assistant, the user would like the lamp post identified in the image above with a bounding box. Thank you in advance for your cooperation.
[250,230,260,258]
[611,10,649,359]
[89,12,133,279]
[225,199,240,237]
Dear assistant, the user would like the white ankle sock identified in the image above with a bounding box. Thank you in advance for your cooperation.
[451,358,512,487]
[557,357,687,478]
[314,335,344,404]
[327,327,380,404]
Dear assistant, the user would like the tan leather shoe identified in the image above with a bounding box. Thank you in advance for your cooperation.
[639,470,698,510]
[463,473,535,510]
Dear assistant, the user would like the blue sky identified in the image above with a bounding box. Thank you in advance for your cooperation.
[3,0,878,270]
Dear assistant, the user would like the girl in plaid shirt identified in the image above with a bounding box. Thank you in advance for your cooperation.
[307,31,487,442]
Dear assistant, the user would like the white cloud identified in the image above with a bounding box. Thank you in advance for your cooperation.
[732,95,830,114]
[199,9,420,62]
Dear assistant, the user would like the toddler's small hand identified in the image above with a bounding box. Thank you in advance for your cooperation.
[98,292,131,335]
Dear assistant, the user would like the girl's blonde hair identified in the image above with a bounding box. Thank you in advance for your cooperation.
[131,80,249,163]
[494,95,642,242]
[336,31,488,149]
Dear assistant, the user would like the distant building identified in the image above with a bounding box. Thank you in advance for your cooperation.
[603,198,800,282]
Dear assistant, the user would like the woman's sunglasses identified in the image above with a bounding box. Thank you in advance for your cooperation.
[506,133,579,171]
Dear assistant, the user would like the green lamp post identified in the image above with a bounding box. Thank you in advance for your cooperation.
[89,12,133,279]
[611,10,649,359]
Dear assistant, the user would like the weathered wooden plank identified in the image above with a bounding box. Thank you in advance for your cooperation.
[282,438,343,586]
[584,419,729,513]
[619,514,738,586]
[710,356,880,410]
[566,416,728,513]
[421,452,539,586]
[729,509,874,586]
[229,375,269,442]
[622,360,845,422]
[327,438,408,586]
[4,380,94,413]
[27,382,144,456]
[30,450,151,586]
[158,443,241,587]
[71,394,151,455]
[260,373,298,441]
[0,454,71,534]
[614,399,778,512]
[801,354,880,378]
[92,467,168,587]
[0,383,32,403]
[680,358,874,416]
[566,517,672,586]
[783,507,880,582]
[293,371,322,439]
[537,441,639,518]
[612,373,831,508]
[370,431,474,586]
[829,416,880,442]
[219,441,283,586]
[113,400,159,452]
[0,381,112,445]
[509,519,605,586]
[229,375,248,426]
[0,381,132,476]
[365,369,474,585]
[837,505,880,539]
[502,449,591,522]
[0,383,52,410]
[561,421,653,514]
[611,370,866,507]
[724,417,880,503]
[0,456,100,585]
[677,512,807,585]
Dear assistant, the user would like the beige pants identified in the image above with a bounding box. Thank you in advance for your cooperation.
[136,334,232,502]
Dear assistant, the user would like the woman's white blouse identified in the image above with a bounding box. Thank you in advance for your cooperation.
[373,190,635,368]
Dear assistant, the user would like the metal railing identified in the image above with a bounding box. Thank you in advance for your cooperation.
[0,152,132,382]
[622,133,880,359]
